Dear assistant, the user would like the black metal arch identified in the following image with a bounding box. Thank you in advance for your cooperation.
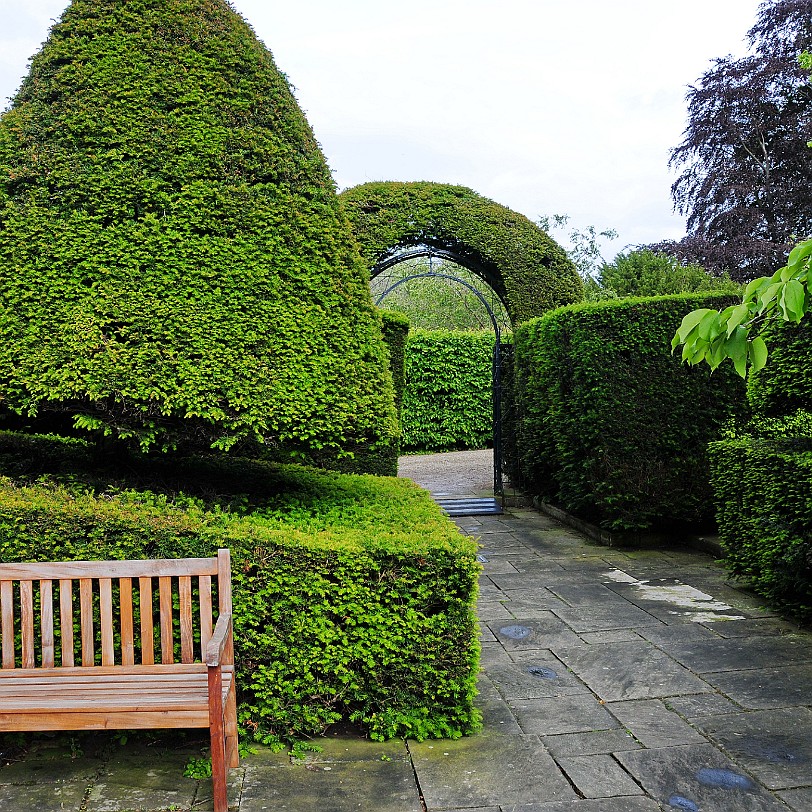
[372,245,509,317]
[374,264,505,498]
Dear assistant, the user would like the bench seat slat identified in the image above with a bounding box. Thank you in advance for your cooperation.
[0,559,219,580]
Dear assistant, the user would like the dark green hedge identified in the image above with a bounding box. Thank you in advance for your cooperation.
[380,310,410,420]
[513,294,747,531]
[747,319,812,416]
[340,182,582,325]
[0,0,397,458]
[709,437,812,620]
[401,330,494,452]
[0,432,480,742]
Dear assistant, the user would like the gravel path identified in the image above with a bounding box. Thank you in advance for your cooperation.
[397,448,494,496]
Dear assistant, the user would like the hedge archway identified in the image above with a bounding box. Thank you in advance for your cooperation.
[339,182,583,325]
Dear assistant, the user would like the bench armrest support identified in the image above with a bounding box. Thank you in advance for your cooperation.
[206,612,233,667]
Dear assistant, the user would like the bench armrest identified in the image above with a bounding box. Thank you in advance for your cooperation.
[206,612,233,667]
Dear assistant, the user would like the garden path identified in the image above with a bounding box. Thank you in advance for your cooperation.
[4,452,812,811]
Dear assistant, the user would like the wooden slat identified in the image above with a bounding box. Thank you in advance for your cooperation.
[217,550,234,668]
[119,578,134,667]
[1,581,14,669]
[159,576,173,665]
[179,576,193,664]
[79,579,94,667]
[0,710,211,732]
[40,580,55,668]
[199,575,213,653]
[59,580,74,668]
[0,558,218,581]
[139,577,154,666]
[20,581,35,669]
[99,579,114,666]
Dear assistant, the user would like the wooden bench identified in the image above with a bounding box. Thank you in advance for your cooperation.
[0,549,238,812]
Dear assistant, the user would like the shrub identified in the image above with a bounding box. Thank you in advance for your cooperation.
[598,250,742,298]
[709,437,812,620]
[379,310,410,420]
[513,294,747,531]
[401,330,494,452]
[0,0,397,460]
[0,432,481,742]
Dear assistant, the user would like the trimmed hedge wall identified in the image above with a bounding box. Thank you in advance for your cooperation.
[0,0,397,460]
[709,437,812,620]
[340,182,583,325]
[380,310,410,420]
[513,294,747,531]
[747,319,812,416]
[402,330,494,452]
[0,432,481,742]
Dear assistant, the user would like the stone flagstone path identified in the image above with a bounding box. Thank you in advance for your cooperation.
[3,452,812,811]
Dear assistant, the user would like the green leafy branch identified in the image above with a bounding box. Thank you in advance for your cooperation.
[672,238,812,378]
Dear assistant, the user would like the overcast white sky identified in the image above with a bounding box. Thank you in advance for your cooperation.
[0,0,764,258]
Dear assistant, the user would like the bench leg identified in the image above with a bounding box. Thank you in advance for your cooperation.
[225,680,239,769]
[208,669,229,812]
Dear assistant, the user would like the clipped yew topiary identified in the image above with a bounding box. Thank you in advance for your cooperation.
[340,181,583,325]
[0,0,397,461]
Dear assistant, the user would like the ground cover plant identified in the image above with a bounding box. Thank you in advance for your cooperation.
[0,0,397,467]
[0,432,481,743]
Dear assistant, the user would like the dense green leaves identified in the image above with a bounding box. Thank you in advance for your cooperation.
[0,431,481,742]
[401,330,494,452]
[340,182,583,325]
[709,437,812,620]
[672,238,812,378]
[512,295,746,531]
[0,0,397,457]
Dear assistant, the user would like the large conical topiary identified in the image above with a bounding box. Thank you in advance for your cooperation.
[0,0,397,458]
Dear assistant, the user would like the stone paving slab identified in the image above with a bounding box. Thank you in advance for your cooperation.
[660,635,812,673]
[508,695,619,736]
[607,699,708,748]
[408,734,575,809]
[500,800,663,812]
[0,781,87,812]
[704,663,812,709]
[539,729,641,758]
[777,786,812,811]
[617,743,789,811]
[555,754,643,798]
[693,707,812,790]
[488,616,583,650]
[555,641,712,701]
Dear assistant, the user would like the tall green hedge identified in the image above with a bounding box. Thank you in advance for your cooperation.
[513,294,747,531]
[340,182,582,325]
[0,432,481,742]
[401,330,494,452]
[380,310,410,420]
[709,437,812,620]
[0,0,397,460]
[747,319,812,416]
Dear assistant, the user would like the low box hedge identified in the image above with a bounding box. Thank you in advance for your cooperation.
[0,432,480,742]
[709,436,812,620]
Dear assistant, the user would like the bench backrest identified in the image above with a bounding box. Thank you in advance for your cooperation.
[0,549,232,669]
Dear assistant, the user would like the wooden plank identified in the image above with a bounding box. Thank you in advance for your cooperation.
[217,550,234,667]
[179,576,193,664]
[159,577,173,665]
[199,575,213,653]
[1,581,14,669]
[99,579,114,666]
[79,579,94,667]
[119,578,134,667]
[40,580,55,668]
[19,581,35,669]
[139,577,154,666]
[0,558,218,581]
[59,580,74,668]
[0,710,210,731]
[0,663,221,678]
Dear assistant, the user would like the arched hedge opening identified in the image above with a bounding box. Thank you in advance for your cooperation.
[339,181,583,325]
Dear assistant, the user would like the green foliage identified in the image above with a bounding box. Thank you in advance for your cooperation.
[379,310,409,420]
[0,0,397,457]
[401,331,494,452]
[340,182,583,326]
[371,256,511,333]
[513,294,747,531]
[598,250,742,298]
[537,213,618,281]
[673,238,812,378]
[709,437,812,620]
[0,432,481,742]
